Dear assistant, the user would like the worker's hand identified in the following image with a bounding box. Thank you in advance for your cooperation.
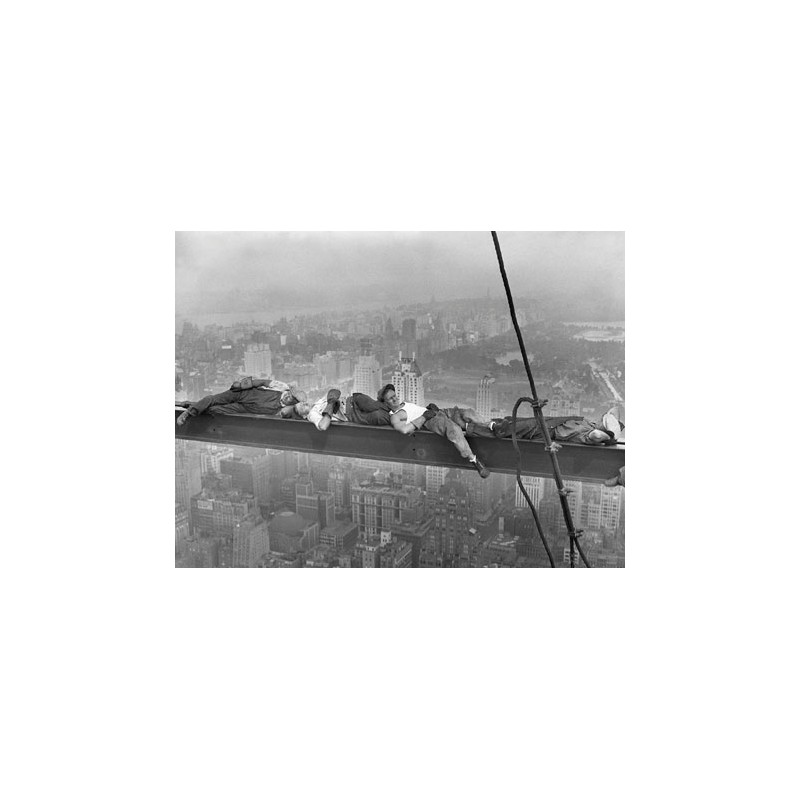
[232,376,254,391]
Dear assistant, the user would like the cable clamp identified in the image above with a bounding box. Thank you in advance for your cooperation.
[572,529,584,539]
[545,443,562,453]
[559,487,573,496]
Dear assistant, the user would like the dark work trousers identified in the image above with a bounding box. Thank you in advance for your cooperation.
[346,393,392,425]
[490,415,584,440]
[189,387,285,417]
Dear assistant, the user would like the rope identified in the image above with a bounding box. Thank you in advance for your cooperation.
[491,231,591,568]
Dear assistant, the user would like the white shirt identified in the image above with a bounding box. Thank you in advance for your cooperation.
[391,402,428,423]
[307,394,348,429]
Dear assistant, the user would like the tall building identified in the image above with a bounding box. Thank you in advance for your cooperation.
[244,344,272,377]
[392,355,424,405]
[351,481,424,539]
[233,519,270,567]
[175,504,190,551]
[175,441,202,512]
[515,476,544,509]
[296,452,311,475]
[328,465,352,511]
[296,485,335,529]
[352,354,382,397]
[221,454,271,506]
[200,446,235,476]
[190,488,259,538]
[599,484,623,530]
[425,466,449,494]
[401,462,426,489]
[477,375,497,419]
[420,477,475,567]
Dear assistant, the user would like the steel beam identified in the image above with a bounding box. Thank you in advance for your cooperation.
[175,409,624,483]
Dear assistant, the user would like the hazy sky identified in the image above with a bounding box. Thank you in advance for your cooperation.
[175,231,624,318]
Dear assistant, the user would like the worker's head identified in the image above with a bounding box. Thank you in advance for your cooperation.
[293,401,311,418]
[282,387,307,407]
[378,383,399,409]
[279,403,307,420]
[380,385,402,411]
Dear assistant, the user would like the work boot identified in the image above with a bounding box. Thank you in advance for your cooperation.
[325,388,342,416]
[471,456,490,479]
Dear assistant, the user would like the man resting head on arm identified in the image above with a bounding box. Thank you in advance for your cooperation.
[379,384,490,478]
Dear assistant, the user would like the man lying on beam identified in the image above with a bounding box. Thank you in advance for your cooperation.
[380,384,493,479]
[175,376,307,425]
[466,408,624,447]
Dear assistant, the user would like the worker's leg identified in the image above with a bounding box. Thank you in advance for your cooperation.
[239,389,283,415]
[423,413,475,459]
[204,402,250,416]
[347,393,391,425]
[177,390,243,424]
[190,389,241,416]
[443,406,496,438]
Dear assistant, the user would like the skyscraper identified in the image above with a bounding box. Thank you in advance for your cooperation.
[200,446,234,476]
[392,355,424,405]
[477,375,497,419]
[175,504,190,551]
[233,519,270,567]
[420,477,475,567]
[352,354,382,397]
[244,343,272,377]
[175,441,202,512]
[328,464,352,511]
[190,489,259,538]
[425,466,449,494]
[221,454,271,506]
[296,486,336,530]
[515,476,544,509]
[599,484,623,530]
[351,481,424,539]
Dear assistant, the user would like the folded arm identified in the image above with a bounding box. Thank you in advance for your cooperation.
[391,410,432,435]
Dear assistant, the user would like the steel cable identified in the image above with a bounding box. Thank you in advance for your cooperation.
[491,231,591,568]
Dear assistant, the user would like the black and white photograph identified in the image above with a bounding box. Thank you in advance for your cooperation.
[175,231,625,568]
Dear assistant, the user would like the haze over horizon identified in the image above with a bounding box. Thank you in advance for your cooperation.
[176,231,624,320]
